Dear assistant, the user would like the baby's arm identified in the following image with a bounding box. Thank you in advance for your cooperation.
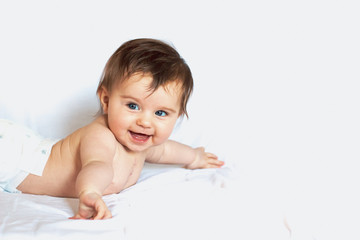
[70,126,116,220]
[146,140,224,169]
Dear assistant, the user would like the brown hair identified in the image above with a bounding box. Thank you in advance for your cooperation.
[97,38,193,117]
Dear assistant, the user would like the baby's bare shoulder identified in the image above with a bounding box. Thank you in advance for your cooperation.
[80,116,114,138]
[77,116,118,161]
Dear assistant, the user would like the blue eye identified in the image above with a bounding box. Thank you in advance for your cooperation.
[155,110,167,117]
[128,103,139,110]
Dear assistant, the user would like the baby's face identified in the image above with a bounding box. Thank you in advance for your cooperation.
[104,73,181,152]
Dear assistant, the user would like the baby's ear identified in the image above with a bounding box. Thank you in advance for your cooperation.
[98,86,110,114]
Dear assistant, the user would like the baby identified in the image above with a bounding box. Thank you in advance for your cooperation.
[0,38,224,220]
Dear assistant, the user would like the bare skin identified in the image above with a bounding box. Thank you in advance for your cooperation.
[17,74,224,220]
[17,117,147,198]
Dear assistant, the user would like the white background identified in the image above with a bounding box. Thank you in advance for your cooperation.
[1,1,360,238]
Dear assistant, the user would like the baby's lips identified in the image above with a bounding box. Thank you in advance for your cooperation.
[130,131,151,143]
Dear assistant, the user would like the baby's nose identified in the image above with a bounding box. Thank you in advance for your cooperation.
[136,113,151,128]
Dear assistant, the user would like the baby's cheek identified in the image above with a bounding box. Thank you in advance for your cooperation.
[153,128,173,145]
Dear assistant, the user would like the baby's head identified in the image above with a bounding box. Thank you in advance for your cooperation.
[97,38,193,117]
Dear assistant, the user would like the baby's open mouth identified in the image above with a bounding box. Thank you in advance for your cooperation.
[129,131,151,143]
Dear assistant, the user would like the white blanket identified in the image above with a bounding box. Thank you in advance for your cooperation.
[1,2,359,239]
[0,163,290,240]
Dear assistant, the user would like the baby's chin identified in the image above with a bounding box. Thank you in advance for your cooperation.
[119,139,153,153]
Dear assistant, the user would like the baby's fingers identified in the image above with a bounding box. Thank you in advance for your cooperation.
[207,158,225,168]
[69,214,85,220]
[206,152,218,159]
[69,208,93,220]
[93,206,112,220]
[90,196,112,220]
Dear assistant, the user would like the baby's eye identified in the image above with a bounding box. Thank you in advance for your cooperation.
[128,103,139,110]
[155,110,167,117]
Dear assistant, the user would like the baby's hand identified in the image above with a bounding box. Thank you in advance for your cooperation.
[70,191,112,220]
[185,147,224,169]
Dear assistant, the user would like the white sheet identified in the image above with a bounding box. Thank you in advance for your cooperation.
[1,2,359,239]
[0,163,290,240]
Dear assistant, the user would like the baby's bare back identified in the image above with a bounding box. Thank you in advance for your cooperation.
[17,129,82,197]
[17,117,146,198]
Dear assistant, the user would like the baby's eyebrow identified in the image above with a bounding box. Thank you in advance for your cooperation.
[120,95,141,102]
